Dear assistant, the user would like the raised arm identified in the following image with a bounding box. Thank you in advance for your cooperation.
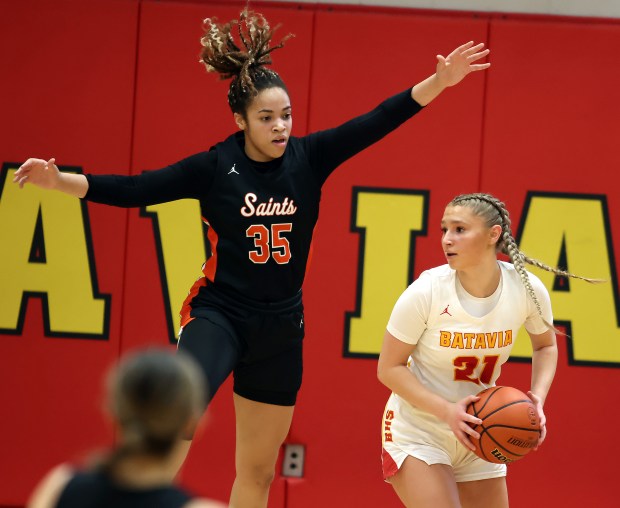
[304,41,490,183]
[411,41,490,106]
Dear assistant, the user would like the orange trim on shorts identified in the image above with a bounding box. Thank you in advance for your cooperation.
[180,219,217,329]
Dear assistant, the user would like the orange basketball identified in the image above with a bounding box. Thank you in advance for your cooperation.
[466,386,540,464]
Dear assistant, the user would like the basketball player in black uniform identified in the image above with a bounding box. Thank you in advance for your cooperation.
[15,8,490,507]
[27,349,225,508]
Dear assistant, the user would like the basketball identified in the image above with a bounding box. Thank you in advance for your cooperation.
[466,386,540,464]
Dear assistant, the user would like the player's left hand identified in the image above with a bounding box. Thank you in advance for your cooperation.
[528,390,547,450]
[435,41,490,87]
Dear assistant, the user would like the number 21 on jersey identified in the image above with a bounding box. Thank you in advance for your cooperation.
[453,355,500,385]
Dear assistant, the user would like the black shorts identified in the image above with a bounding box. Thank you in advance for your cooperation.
[177,283,304,407]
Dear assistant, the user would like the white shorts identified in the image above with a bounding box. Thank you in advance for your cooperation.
[382,393,507,482]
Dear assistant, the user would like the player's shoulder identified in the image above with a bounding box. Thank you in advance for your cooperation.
[420,264,454,281]
[400,264,451,298]
[499,260,545,285]
[27,464,74,508]
[177,149,218,170]
[499,261,549,299]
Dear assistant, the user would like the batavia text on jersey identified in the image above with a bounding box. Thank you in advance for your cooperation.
[439,330,513,349]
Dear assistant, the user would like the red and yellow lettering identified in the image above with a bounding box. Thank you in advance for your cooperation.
[439,331,451,347]
[464,333,475,348]
[474,333,486,349]
[453,355,500,385]
[451,332,464,349]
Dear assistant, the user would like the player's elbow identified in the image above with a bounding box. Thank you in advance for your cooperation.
[377,359,390,387]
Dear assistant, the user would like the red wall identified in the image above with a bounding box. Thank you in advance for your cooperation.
[1,1,619,507]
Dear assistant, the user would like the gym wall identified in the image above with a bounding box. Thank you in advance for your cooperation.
[1,1,618,506]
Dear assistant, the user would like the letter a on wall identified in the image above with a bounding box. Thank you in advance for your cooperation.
[0,164,110,337]
[511,192,620,367]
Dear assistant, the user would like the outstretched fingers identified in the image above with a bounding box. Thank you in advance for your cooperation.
[470,63,491,71]
[466,47,491,73]
[463,44,490,73]
[451,42,490,70]
[468,48,491,62]
[460,42,486,56]
[451,40,475,55]
[436,41,491,87]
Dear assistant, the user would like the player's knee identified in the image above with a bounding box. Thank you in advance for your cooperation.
[238,464,276,489]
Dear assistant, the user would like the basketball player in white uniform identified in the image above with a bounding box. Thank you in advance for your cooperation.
[378,193,597,508]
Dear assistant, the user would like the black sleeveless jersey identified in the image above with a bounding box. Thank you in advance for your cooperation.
[55,470,193,508]
[85,89,422,302]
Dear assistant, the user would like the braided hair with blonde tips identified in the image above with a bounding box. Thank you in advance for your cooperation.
[200,7,293,115]
[448,193,602,330]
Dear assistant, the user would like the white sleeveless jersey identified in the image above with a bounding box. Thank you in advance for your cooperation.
[387,261,552,404]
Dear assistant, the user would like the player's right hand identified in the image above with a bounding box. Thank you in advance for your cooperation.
[13,158,60,189]
[444,395,483,451]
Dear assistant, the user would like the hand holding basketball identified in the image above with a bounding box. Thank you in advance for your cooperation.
[466,386,541,464]
[528,390,547,449]
[443,394,483,452]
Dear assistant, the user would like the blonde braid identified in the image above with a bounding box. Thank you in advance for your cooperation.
[519,254,603,284]
[451,194,545,320]
[449,193,602,333]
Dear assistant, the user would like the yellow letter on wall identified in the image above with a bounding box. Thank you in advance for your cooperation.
[0,167,109,337]
[144,200,206,342]
[345,188,428,356]
[511,193,619,366]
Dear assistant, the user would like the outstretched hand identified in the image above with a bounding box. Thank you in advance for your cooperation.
[444,394,483,452]
[528,390,547,450]
[13,158,60,190]
[436,41,490,88]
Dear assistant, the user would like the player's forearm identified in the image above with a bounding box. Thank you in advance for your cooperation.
[411,74,447,106]
[55,173,89,198]
[530,344,558,405]
[378,364,450,420]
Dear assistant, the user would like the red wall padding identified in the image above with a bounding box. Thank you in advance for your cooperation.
[481,17,620,506]
[1,1,619,507]
[292,10,489,508]
[0,0,138,505]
